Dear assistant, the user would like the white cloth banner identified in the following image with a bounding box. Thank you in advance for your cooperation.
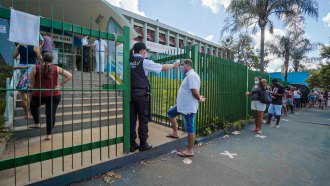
[9,9,40,46]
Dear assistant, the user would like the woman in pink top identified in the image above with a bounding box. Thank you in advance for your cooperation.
[286,87,294,113]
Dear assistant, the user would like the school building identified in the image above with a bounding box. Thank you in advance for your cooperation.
[0,0,232,70]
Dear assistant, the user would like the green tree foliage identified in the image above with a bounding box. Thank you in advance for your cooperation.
[233,34,266,70]
[306,63,330,89]
[266,29,311,80]
[320,45,330,61]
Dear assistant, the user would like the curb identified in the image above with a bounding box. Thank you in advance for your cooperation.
[195,121,252,144]
[28,137,188,186]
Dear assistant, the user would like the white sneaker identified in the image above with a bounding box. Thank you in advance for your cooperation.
[271,125,280,128]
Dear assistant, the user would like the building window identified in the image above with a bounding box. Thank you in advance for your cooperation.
[213,49,215,55]
[179,39,184,48]
[169,36,176,47]
[159,33,166,45]
[207,48,211,54]
[201,46,205,53]
[187,41,191,47]
[147,29,155,42]
[134,25,143,41]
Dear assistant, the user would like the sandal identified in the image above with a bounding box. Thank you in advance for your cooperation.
[166,134,179,139]
[177,151,194,157]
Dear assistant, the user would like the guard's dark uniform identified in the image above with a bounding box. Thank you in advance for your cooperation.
[130,55,150,149]
[82,37,90,72]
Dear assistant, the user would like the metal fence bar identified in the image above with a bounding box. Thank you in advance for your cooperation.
[0,6,130,185]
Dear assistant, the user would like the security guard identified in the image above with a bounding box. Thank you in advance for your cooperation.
[130,42,180,152]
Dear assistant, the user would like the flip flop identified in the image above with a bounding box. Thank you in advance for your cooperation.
[166,134,179,139]
[30,125,41,129]
[177,151,194,157]
[250,128,257,132]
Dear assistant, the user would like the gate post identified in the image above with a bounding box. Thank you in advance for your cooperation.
[123,26,131,153]
[191,44,199,135]
[246,66,249,120]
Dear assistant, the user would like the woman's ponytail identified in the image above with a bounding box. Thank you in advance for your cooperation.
[41,52,54,79]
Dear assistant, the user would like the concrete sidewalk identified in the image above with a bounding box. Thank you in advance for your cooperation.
[73,107,330,186]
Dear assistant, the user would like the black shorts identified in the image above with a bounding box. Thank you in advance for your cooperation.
[301,98,308,104]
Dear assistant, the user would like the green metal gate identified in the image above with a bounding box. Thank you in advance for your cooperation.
[149,45,290,136]
[0,6,130,185]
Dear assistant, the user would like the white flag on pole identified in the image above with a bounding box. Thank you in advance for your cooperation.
[9,9,40,46]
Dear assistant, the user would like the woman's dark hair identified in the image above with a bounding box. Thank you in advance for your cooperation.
[41,52,54,79]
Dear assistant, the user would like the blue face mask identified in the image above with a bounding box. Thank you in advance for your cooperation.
[179,65,185,74]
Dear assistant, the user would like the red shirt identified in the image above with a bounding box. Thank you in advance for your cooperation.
[32,64,61,97]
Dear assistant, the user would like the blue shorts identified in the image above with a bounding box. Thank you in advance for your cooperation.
[268,104,282,116]
[167,105,195,134]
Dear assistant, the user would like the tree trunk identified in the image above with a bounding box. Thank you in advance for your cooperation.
[284,54,290,82]
[259,26,266,72]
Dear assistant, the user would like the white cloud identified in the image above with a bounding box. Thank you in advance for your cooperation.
[106,0,146,16]
[322,12,330,27]
[201,0,231,14]
[204,34,214,41]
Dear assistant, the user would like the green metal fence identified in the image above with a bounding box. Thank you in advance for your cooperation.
[0,6,130,185]
[150,45,290,135]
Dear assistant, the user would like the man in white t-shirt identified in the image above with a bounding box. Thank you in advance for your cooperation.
[93,37,107,73]
[166,59,206,157]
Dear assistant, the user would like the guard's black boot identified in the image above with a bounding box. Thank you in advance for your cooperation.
[130,143,139,152]
[139,143,152,151]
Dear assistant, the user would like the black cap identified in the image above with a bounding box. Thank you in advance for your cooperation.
[133,42,150,53]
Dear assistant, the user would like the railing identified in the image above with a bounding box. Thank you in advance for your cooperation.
[4,59,20,129]
[150,45,290,136]
[0,6,131,186]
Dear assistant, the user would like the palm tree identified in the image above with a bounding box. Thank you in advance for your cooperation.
[221,0,318,72]
[291,50,306,72]
[266,30,311,81]
[320,45,330,61]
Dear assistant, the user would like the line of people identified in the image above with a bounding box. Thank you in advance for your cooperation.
[246,77,329,135]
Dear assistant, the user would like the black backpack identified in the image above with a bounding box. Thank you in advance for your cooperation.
[260,90,272,104]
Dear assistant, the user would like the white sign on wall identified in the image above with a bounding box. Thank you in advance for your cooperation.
[52,34,73,44]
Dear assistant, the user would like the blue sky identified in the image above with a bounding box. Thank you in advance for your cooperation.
[107,0,330,71]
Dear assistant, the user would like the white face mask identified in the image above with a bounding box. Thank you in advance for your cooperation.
[179,66,185,74]
[254,80,259,85]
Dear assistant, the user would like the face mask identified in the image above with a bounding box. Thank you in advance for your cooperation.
[254,80,259,85]
[179,66,185,74]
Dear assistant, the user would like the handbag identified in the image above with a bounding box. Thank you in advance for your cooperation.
[260,90,272,104]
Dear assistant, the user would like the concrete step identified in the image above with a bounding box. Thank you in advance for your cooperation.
[13,115,123,139]
[16,91,122,99]
[16,96,123,107]
[14,102,123,116]
[13,108,123,126]
[59,72,116,80]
